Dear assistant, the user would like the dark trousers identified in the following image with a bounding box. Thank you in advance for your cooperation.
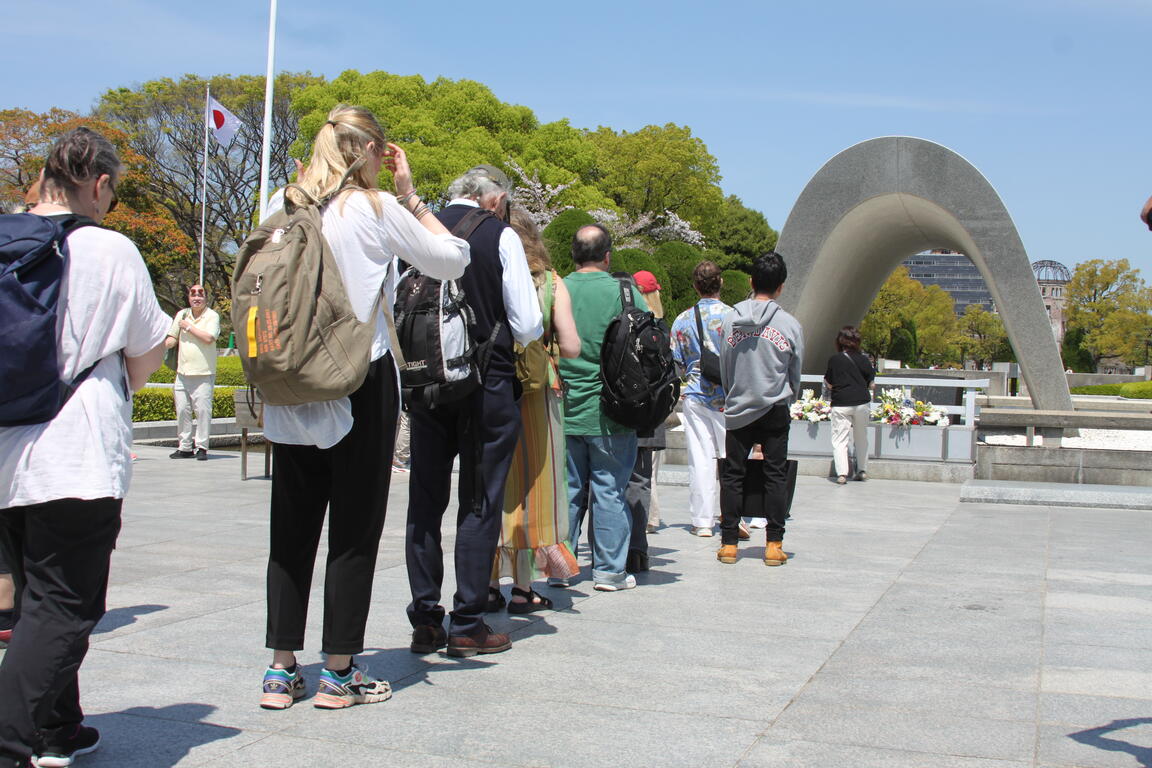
[406,374,521,637]
[624,448,655,560]
[266,355,398,655]
[719,403,790,545]
[0,497,121,768]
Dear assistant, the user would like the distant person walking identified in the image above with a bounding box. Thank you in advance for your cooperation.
[490,207,581,613]
[0,127,170,768]
[824,325,875,484]
[165,284,220,460]
[259,105,469,710]
[717,252,804,567]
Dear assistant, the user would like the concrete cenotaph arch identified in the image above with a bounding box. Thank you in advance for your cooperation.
[775,136,1073,412]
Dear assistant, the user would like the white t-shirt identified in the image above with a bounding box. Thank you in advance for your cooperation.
[0,223,171,508]
[262,189,470,448]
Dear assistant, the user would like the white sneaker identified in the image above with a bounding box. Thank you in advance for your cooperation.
[691,526,714,537]
[593,574,637,592]
[313,665,392,709]
[747,518,768,529]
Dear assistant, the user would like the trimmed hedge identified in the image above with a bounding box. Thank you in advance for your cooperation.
[133,387,238,422]
[1069,381,1152,399]
[149,355,247,386]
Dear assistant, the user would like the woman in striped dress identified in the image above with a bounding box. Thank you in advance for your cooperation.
[489,208,582,612]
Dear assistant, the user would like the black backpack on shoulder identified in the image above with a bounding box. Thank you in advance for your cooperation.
[599,277,680,435]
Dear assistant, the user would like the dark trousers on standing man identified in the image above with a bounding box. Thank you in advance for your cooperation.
[0,497,121,768]
[406,374,521,638]
[719,402,790,546]
[266,355,398,655]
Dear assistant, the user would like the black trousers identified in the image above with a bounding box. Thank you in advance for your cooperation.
[719,403,791,545]
[406,374,521,637]
[624,448,655,558]
[0,497,121,768]
[266,355,398,655]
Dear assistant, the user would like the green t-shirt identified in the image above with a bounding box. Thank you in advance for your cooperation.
[560,271,649,436]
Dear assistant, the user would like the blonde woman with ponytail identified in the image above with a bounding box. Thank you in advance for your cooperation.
[259,105,468,711]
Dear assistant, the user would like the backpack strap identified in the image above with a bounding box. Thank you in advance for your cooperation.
[449,207,496,240]
[693,303,709,354]
[617,276,634,311]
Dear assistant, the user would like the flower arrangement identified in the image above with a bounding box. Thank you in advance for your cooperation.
[872,387,949,426]
[790,389,832,422]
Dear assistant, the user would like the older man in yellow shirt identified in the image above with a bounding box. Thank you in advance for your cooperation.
[165,284,220,460]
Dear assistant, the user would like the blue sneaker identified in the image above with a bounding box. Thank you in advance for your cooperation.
[313,665,392,709]
[260,666,306,710]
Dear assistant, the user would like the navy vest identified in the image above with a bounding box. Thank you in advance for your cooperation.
[436,204,515,378]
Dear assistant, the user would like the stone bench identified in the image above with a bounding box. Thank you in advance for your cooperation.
[977,409,1152,447]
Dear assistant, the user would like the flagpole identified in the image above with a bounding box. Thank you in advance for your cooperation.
[199,84,210,286]
[257,0,278,223]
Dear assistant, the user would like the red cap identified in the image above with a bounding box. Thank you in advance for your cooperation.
[633,270,661,293]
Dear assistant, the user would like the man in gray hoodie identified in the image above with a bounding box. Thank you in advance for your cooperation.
[717,251,804,566]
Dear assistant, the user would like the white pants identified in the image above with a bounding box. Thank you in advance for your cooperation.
[175,374,214,452]
[831,403,871,478]
[683,397,726,528]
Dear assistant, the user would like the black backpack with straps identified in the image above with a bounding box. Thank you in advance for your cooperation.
[393,208,503,409]
[599,277,680,436]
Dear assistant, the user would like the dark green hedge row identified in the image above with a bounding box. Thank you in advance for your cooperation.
[149,355,247,386]
[133,387,238,422]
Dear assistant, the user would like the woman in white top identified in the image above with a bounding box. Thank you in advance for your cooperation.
[259,105,469,710]
[0,128,170,768]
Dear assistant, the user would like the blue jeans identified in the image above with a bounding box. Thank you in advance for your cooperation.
[566,433,637,585]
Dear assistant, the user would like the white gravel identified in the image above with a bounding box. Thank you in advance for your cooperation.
[983,429,1152,451]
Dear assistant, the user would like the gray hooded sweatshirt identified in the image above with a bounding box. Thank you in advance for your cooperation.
[719,299,805,429]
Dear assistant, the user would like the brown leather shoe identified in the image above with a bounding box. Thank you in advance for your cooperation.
[716,544,738,564]
[409,624,447,654]
[446,625,511,658]
[764,540,788,566]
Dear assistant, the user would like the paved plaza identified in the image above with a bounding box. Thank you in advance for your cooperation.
[5,444,1151,767]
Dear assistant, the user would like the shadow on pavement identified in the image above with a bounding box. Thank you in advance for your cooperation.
[94,604,168,634]
[1069,718,1152,767]
[87,704,240,767]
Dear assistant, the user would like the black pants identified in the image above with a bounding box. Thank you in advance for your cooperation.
[719,403,790,545]
[0,497,121,768]
[266,355,398,655]
[624,448,655,559]
[406,374,521,637]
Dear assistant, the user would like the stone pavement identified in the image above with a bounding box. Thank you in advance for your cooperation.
[5,445,1152,767]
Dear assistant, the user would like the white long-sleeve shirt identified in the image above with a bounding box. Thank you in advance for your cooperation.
[446,198,543,345]
[263,189,471,448]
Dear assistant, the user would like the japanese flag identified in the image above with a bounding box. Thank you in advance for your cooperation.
[207,97,242,146]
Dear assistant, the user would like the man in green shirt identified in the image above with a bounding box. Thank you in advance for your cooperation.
[560,225,648,591]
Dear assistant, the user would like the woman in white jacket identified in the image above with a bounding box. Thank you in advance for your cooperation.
[259,105,469,710]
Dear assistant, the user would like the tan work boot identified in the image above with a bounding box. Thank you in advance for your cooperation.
[716,545,738,564]
[764,540,788,566]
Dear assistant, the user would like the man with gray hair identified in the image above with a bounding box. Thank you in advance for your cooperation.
[405,165,542,658]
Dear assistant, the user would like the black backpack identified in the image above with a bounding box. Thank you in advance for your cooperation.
[0,213,99,426]
[393,208,503,409]
[599,277,680,435]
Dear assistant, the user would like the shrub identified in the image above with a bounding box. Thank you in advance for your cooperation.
[542,208,594,276]
[720,269,751,307]
[1120,381,1152,399]
[132,387,238,422]
[1069,384,1126,396]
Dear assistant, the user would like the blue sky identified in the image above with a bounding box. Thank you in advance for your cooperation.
[6,0,1151,278]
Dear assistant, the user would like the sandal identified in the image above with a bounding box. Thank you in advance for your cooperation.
[507,587,553,614]
[485,587,506,613]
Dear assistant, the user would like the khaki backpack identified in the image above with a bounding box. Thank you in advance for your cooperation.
[231,175,376,406]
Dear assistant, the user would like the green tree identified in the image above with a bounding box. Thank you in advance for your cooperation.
[860,267,957,364]
[959,304,1008,369]
[710,195,778,271]
[887,328,916,366]
[1061,326,1095,372]
[97,72,321,303]
[720,269,751,308]
[1064,259,1152,368]
[586,123,723,238]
